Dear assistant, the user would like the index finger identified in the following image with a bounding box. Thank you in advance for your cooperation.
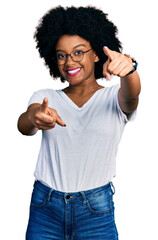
[103,46,114,61]
[56,115,66,127]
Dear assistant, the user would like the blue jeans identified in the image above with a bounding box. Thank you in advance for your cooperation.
[26,180,118,240]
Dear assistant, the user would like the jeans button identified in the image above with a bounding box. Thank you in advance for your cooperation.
[66,195,70,200]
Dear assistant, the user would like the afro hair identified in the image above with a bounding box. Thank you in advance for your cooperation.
[34,6,122,82]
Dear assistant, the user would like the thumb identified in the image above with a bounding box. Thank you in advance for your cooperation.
[40,97,48,112]
[103,46,114,61]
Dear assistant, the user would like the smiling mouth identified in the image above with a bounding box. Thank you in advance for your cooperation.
[66,67,82,76]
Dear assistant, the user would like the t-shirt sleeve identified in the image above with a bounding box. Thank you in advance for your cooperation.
[28,91,44,107]
[114,85,137,123]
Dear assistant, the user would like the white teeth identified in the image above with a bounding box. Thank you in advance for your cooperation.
[67,68,80,74]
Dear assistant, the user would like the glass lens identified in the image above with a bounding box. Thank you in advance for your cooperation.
[72,50,83,62]
[56,52,66,64]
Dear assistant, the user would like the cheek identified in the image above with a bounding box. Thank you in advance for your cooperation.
[57,66,65,77]
[85,59,96,72]
[57,65,62,73]
[82,56,96,69]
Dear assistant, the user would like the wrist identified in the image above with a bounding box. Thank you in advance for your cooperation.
[124,54,138,76]
[27,109,39,134]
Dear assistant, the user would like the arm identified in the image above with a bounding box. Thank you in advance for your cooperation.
[17,98,66,136]
[119,71,141,115]
[18,104,40,136]
[103,47,141,116]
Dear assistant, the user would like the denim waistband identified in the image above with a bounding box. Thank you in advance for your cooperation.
[33,180,114,203]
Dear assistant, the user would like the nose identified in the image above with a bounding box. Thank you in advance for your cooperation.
[65,54,74,65]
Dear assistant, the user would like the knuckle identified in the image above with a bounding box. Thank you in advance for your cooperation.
[53,115,57,122]
[34,112,41,120]
[107,65,112,73]
[126,58,130,66]
[49,119,54,126]
[119,72,124,77]
[113,70,118,75]
[120,54,124,59]
[35,119,40,126]
[124,55,132,65]
[119,71,126,77]
[52,109,57,114]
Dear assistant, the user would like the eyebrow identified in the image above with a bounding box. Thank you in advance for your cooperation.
[56,44,86,52]
[73,44,86,49]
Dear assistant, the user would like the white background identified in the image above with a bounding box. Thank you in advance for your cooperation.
[1,0,158,239]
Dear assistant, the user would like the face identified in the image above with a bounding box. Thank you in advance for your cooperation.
[55,35,99,86]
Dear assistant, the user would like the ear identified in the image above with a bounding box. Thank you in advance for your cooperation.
[94,56,99,62]
[94,52,99,62]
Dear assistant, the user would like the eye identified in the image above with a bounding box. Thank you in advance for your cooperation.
[56,53,66,60]
[74,50,83,56]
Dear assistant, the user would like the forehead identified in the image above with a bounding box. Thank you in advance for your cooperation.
[55,35,91,51]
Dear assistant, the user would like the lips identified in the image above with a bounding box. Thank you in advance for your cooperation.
[65,67,82,77]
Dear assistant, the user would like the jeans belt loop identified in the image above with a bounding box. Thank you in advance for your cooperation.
[47,188,54,202]
[110,182,115,195]
[80,191,87,206]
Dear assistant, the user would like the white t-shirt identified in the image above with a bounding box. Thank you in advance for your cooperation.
[28,84,135,192]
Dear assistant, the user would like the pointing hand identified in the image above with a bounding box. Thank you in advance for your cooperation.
[103,47,133,81]
[28,98,66,130]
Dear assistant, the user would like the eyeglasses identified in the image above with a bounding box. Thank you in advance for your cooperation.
[56,49,93,65]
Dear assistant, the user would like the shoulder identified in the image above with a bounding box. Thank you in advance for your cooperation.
[101,84,120,99]
[31,88,61,98]
[107,84,120,93]
[34,88,56,95]
[28,88,58,106]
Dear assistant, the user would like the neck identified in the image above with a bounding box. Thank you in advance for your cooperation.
[66,80,101,95]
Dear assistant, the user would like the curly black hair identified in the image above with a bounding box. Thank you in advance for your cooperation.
[34,6,122,82]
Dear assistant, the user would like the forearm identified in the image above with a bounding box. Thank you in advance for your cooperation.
[17,111,38,136]
[120,71,141,100]
[119,71,141,113]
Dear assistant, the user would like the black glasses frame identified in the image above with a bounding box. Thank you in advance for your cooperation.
[56,48,93,65]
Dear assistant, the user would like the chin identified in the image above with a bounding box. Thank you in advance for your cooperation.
[67,77,82,85]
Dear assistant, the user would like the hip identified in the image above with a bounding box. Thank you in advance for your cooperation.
[26,180,118,240]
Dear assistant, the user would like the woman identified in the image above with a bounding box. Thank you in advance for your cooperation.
[18,6,141,240]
